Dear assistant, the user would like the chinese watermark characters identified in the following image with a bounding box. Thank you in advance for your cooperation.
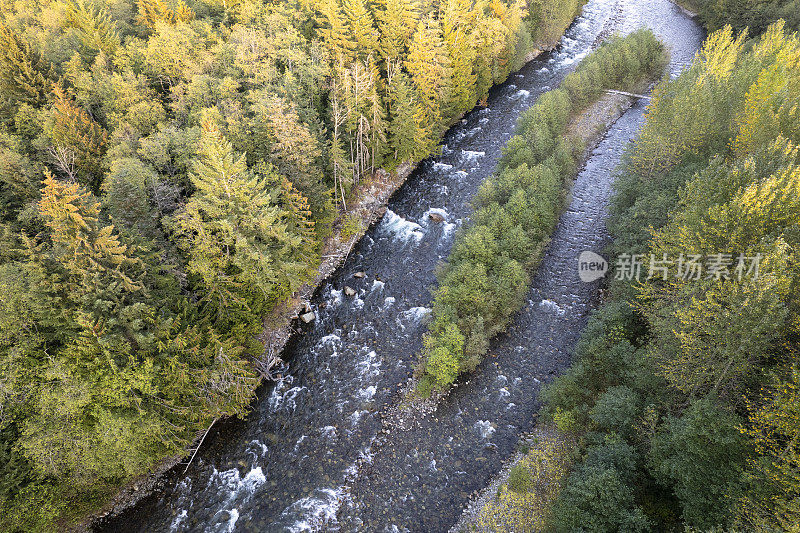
[577,251,763,283]
[614,253,761,282]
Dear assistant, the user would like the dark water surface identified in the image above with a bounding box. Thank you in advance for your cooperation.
[101,2,703,531]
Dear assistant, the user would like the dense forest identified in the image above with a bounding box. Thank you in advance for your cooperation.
[0,0,590,529]
[681,0,799,34]
[478,18,800,532]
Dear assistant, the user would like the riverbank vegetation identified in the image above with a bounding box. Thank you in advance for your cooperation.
[415,29,669,394]
[0,0,590,529]
[540,21,800,531]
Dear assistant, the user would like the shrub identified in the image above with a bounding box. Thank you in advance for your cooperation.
[508,464,536,493]
[554,407,578,433]
[589,386,641,436]
[649,399,748,528]
[550,463,651,532]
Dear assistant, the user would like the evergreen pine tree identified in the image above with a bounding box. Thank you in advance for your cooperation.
[170,123,311,319]
[315,0,357,62]
[136,0,195,29]
[387,68,430,163]
[375,0,418,63]
[47,87,108,192]
[342,0,379,60]
[64,0,121,60]
[0,22,53,111]
[405,14,452,133]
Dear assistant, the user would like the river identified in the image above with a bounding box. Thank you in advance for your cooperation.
[99,1,703,531]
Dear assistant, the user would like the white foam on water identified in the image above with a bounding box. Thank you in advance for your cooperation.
[349,409,368,427]
[442,221,457,239]
[511,89,530,99]
[352,296,365,310]
[559,49,589,67]
[320,426,337,439]
[461,150,485,162]
[169,509,188,532]
[475,420,496,439]
[498,387,510,399]
[355,350,380,379]
[293,435,308,454]
[269,384,308,412]
[320,334,341,345]
[402,306,432,323]
[202,465,265,531]
[381,209,424,242]
[454,170,468,179]
[371,280,385,291]
[359,444,375,465]
[383,296,396,307]
[506,402,517,410]
[218,508,239,532]
[537,67,550,74]
[539,299,567,316]
[432,162,453,172]
[326,288,343,306]
[284,487,343,533]
[428,460,437,472]
[358,385,377,402]
[245,440,268,463]
[479,117,489,125]
[318,334,341,357]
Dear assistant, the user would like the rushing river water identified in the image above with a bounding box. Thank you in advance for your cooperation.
[100,2,703,532]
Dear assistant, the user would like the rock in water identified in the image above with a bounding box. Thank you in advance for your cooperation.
[428,212,445,223]
[300,312,316,324]
[344,286,356,297]
[353,271,366,278]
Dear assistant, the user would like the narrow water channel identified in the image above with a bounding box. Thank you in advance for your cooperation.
[100,2,703,531]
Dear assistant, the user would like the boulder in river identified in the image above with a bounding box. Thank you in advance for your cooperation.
[344,286,357,297]
[353,271,366,278]
[300,311,316,324]
[428,212,445,223]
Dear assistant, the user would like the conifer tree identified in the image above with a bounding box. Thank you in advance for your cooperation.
[315,0,357,62]
[47,87,108,192]
[170,124,310,318]
[0,22,53,111]
[38,171,146,310]
[387,67,430,163]
[375,0,418,63]
[443,26,477,123]
[64,0,120,60]
[136,0,195,29]
[405,15,452,132]
[342,0,379,60]
[256,94,332,228]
